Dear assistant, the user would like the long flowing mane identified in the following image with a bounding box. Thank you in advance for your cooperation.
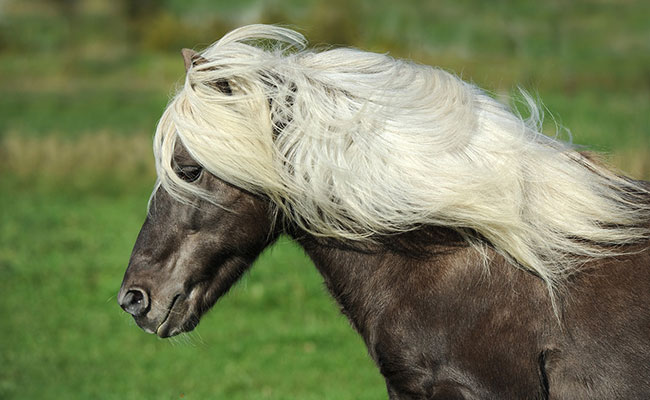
[153,24,649,293]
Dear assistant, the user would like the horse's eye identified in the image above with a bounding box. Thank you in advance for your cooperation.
[176,165,202,182]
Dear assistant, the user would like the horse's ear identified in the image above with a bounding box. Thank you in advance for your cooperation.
[181,48,232,95]
[181,48,208,72]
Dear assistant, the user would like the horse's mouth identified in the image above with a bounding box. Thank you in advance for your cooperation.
[155,294,181,338]
[153,293,202,338]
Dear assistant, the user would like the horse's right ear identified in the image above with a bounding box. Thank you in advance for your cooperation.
[181,48,208,72]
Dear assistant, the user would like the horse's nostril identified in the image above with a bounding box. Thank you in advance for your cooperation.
[119,288,150,317]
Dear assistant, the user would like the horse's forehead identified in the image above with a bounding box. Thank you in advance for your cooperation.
[173,140,197,165]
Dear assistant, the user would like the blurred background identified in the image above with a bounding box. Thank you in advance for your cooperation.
[0,0,648,399]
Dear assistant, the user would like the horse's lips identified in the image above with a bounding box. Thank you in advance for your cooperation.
[155,294,180,338]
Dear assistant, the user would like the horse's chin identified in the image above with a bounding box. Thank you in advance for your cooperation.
[156,314,200,338]
[153,295,201,338]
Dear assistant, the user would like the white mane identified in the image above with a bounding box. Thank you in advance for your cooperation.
[154,24,650,292]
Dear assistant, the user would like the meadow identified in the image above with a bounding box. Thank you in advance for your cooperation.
[1,0,649,398]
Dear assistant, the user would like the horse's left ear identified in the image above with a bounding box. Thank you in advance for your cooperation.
[181,48,232,95]
[181,48,208,72]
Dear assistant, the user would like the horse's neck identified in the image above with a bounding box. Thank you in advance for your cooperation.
[292,230,469,341]
[292,228,556,349]
[294,238,381,337]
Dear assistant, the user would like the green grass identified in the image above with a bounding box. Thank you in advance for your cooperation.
[0,183,384,399]
[0,90,165,137]
[0,0,649,398]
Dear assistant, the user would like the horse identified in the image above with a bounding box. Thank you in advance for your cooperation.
[118,25,650,399]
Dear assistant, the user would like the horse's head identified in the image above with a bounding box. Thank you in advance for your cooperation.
[118,141,277,337]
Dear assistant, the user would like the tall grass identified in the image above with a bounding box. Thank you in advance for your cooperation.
[0,132,155,192]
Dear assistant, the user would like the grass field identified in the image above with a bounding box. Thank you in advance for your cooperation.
[0,186,385,399]
[1,0,649,399]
